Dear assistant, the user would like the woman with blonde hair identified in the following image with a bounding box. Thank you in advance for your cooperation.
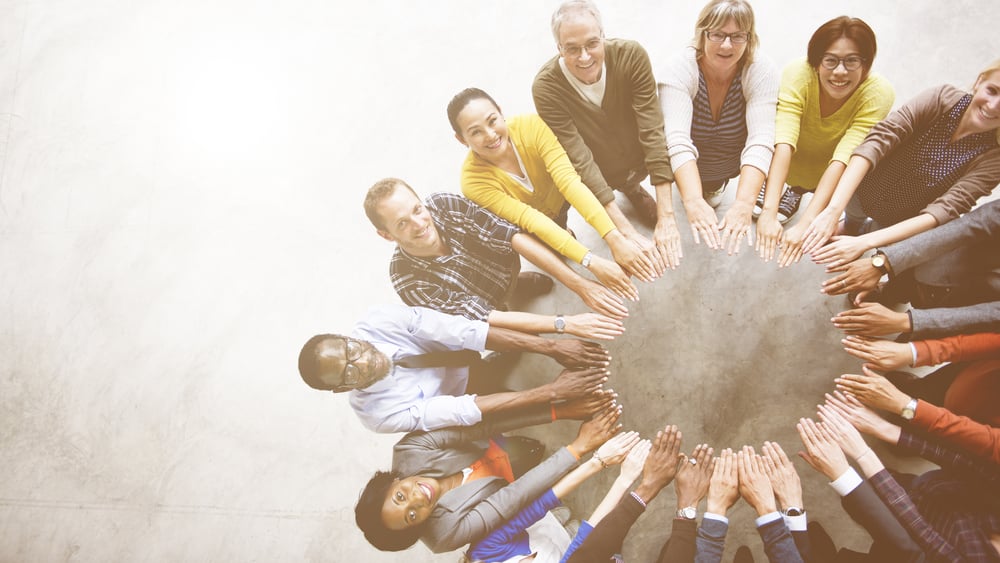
[803,59,1000,268]
[658,0,779,255]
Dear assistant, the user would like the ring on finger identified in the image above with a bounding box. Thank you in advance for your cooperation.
[689,458,697,465]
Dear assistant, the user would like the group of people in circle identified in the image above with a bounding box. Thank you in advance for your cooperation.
[295,0,1000,560]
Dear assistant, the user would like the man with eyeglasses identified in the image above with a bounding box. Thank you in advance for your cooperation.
[297,304,614,433]
[532,0,680,272]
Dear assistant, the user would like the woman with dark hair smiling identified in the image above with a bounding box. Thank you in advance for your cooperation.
[448,88,660,303]
[354,402,622,554]
[754,16,894,266]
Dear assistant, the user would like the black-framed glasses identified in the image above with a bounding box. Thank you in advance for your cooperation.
[820,55,865,71]
[560,38,602,58]
[705,30,749,44]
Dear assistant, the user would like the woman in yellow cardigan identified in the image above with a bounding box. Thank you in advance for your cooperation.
[447,88,658,301]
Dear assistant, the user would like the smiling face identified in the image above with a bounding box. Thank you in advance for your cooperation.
[380,476,441,531]
[557,12,605,85]
[374,184,445,257]
[701,18,747,76]
[816,37,865,107]
[454,97,510,162]
[313,336,391,392]
[962,69,1000,135]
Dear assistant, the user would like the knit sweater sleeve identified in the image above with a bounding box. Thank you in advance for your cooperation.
[621,41,674,185]
[774,59,810,149]
[460,150,591,264]
[659,48,700,172]
[530,114,617,238]
[852,84,947,167]
[831,73,894,165]
[532,58,615,205]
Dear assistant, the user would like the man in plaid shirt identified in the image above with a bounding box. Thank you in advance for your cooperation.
[364,178,630,341]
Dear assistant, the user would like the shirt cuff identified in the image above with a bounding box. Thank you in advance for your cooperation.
[783,513,807,531]
[909,342,918,366]
[829,467,863,496]
[755,511,782,528]
[703,512,728,524]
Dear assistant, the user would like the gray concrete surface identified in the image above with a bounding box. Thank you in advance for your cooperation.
[0,1,994,561]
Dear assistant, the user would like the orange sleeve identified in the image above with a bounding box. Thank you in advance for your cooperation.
[913,332,1000,366]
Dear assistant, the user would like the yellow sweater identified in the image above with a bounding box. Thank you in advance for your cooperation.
[460,114,616,264]
[774,58,895,190]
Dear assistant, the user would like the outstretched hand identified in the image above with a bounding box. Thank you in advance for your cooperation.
[737,446,777,516]
[548,367,608,401]
[639,425,683,493]
[553,388,617,420]
[706,448,740,516]
[834,365,912,414]
[675,443,714,509]
[548,339,611,368]
[594,430,642,467]
[571,402,623,455]
[760,441,802,511]
[796,418,849,481]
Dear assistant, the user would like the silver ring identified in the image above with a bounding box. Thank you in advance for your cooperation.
[841,280,847,288]
[689,458,697,465]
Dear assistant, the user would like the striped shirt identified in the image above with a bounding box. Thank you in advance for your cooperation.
[859,94,999,226]
[690,71,748,183]
[389,192,520,321]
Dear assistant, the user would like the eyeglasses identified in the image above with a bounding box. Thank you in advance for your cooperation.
[340,338,365,386]
[705,31,749,44]
[560,38,602,58]
[820,55,865,71]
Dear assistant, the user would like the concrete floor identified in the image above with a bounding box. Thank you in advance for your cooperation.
[0,1,994,561]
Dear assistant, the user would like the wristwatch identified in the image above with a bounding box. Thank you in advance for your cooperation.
[581,252,593,268]
[783,507,804,517]
[554,315,566,334]
[676,506,697,520]
[900,397,918,420]
[871,251,889,275]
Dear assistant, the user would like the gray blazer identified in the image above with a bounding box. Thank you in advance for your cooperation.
[391,408,579,553]
[883,199,1000,337]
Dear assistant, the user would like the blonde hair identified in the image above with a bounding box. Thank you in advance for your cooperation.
[692,0,759,66]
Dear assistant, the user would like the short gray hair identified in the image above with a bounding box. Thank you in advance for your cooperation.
[551,0,603,43]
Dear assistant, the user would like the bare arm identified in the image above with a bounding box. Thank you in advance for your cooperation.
[674,161,722,249]
[719,164,766,255]
[756,143,793,262]
[511,233,629,320]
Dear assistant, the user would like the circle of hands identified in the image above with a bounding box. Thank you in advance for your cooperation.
[569,362,910,515]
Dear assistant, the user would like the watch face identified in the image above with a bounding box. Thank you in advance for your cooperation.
[872,255,885,268]
[555,318,566,331]
[784,508,803,516]
[901,407,915,420]
[680,506,696,519]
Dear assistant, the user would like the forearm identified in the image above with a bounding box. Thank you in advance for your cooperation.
[487,310,558,336]
[552,458,603,499]
[586,475,635,526]
[760,144,793,218]
[654,182,675,218]
[732,165,766,206]
[857,213,938,252]
[799,161,848,222]
[825,155,872,214]
[474,386,559,415]
[512,232,590,294]
[485,325,555,356]
[674,161,706,208]
[604,201,640,238]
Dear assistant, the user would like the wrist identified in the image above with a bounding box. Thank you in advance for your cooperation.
[633,482,661,505]
[755,502,778,517]
[676,494,701,510]
[706,501,727,516]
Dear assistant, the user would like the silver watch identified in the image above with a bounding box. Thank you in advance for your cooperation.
[581,252,593,268]
[900,397,918,420]
[554,315,566,334]
[676,506,697,520]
